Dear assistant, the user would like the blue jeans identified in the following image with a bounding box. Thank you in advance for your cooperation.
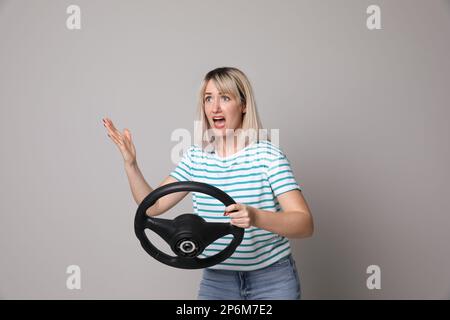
[197,254,301,300]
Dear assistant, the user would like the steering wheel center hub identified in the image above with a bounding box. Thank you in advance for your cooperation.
[176,239,199,257]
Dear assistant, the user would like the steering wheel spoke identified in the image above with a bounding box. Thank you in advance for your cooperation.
[144,217,177,244]
[200,221,234,247]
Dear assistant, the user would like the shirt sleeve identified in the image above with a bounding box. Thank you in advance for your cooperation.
[267,150,302,197]
[169,147,192,182]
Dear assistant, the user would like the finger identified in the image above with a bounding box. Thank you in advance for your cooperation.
[230,220,249,228]
[124,129,132,142]
[109,122,121,134]
[103,119,119,136]
[104,117,113,126]
[104,123,124,142]
[108,132,123,146]
[224,209,241,217]
[225,210,245,218]
[103,118,113,128]
[104,118,121,135]
[231,217,250,224]
[225,203,240,213]
[106,128,123,144]
[123,131,135,150]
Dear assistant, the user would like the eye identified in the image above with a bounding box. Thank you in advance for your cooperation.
[204,96,211,102]
[221,95,230,101]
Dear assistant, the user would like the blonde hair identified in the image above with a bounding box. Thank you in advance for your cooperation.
[194,67,269,151]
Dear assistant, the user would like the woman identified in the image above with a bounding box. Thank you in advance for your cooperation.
[103,67,313,300]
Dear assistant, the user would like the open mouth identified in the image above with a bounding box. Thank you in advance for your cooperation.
[212,116,226,129]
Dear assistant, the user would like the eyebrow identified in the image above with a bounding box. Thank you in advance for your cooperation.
[204,92,229,95]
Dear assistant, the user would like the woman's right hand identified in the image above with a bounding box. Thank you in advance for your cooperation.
[102,117,137,166]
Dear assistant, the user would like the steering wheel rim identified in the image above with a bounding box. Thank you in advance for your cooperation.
[134,181,244,269]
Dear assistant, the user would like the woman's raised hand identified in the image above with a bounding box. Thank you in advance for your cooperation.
[102,117,137,166]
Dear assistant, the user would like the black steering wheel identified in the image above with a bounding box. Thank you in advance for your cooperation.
[134,181,244,269]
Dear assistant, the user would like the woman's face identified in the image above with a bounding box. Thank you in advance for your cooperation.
[203,80,246,138]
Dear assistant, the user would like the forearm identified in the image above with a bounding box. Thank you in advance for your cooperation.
[124,162,153,205]
[252,209,314,239]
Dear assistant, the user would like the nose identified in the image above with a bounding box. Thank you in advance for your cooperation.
[211,97,222,113]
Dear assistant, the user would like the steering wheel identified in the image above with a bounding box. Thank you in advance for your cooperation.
[134,181,244,269]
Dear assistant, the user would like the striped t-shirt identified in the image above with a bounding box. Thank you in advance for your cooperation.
[169,140,302,271]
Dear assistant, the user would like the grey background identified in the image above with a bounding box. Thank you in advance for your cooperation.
[1,0,449,299]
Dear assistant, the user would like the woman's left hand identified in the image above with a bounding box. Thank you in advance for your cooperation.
[224,203,256,228]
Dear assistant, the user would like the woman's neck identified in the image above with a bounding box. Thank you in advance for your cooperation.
[215,135,247,158]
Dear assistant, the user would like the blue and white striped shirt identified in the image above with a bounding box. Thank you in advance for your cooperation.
[169,140,302,271]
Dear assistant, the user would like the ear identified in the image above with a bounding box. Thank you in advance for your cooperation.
[241,104,247,115]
